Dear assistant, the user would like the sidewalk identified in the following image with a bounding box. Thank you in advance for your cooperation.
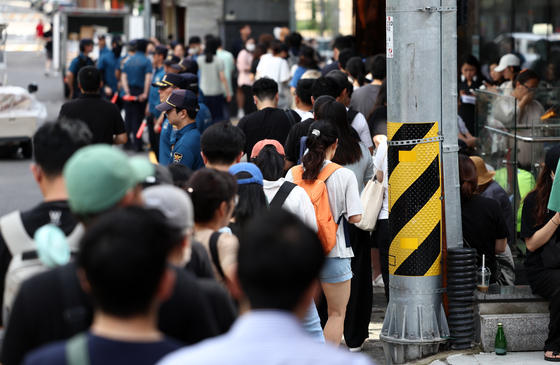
[427,351,548,365]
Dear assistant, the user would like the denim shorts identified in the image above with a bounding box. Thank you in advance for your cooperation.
[319,257,353,283]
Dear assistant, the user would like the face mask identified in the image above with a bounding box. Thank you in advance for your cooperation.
[188,47,199,55]
[246,43,256,52]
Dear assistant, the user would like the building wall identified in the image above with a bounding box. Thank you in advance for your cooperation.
[176,0,224,40]
[224,0,290,21]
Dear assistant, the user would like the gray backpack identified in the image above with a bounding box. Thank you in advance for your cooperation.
[0,210,83,326]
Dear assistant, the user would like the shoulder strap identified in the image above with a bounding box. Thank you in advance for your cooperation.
[66,224,85,250]
[347,108,359,125]
[66,332,90,365]
[209,232,225,280]
[270,182,297,208]
[0,211,36,255]
[317,163,342,182]
[291,165,304,181]
[284,109,297,127]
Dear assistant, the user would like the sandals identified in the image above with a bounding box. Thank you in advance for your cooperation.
[545,351,560,362]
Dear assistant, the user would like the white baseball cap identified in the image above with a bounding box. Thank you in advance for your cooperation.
[494,54,520,72]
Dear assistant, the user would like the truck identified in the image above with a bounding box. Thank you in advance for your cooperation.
[52,8,137,95]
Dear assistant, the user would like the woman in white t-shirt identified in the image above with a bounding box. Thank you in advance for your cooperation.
[256,40,291,108]
[286,119,363,347]
[372,136,390,301]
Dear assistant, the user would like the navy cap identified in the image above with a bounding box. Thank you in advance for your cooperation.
[152,73,189,89]
[180,73,198,88]
[154,45,168,56]
[112,35,123,46]
[169,40,179,48]
[80,38,93,47]
[178,58,198,74]
[156,89,200,112]
[164,54,181,66]
[136,39,148,52]
[229,163,264,186]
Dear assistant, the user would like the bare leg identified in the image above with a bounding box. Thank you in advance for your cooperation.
[321,280,351,347]
[236,87,244,110]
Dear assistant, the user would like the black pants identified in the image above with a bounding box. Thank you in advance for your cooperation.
[146,114,159,161]
[372,219,390,302]
[124,100,146,150]
[533,269,560,352]
[317,225,373,348]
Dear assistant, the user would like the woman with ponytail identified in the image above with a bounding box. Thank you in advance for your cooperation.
[459,154,508,284]
[285,119,363,347]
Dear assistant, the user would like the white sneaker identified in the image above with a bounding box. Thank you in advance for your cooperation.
[349,345,362,352]
[237,109,244,119]
[372,274,384,287]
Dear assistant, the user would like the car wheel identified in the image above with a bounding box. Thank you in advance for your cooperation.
[21,140,33,159]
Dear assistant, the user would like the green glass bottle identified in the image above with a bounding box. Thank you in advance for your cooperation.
[495,322,507,355]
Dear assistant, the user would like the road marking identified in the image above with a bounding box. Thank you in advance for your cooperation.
[5,44,40,51]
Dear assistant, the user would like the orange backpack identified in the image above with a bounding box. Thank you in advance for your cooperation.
[291,163,342,255]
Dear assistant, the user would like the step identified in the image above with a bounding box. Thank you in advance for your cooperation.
[479,313,548,352]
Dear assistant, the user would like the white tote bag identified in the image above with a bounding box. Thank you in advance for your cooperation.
[355,152,386,231]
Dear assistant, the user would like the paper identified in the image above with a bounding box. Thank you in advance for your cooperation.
[386,16,394,59]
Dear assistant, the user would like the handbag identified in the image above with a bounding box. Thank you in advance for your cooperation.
[355,151,386,231]
[541,234,560,268]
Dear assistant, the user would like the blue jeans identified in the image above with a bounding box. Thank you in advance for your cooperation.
[302,300,325,343]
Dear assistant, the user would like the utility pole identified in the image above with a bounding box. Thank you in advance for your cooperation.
[143,0,151,39]
[380,0,462,362]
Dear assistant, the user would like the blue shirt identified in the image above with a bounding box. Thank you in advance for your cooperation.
[68,53,94,75]
[97,52,119,92]
[195,102,213,133]
[165,123,204,170]
[159,117,174,165]
[289,66,307,88]
[122,52,152,89]
[99,46,111,58]
[149,66,165,117]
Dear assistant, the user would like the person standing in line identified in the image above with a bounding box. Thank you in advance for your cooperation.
[35,19,44,57]
[230,24,251,60]
[235,37,256,118]
[98,36,124,101]
[20,208,184,365]
[197,38,231,123]
[215,37,235,120]
[59,67,127,145]
[156,89,205,170]
[350,54,386,118]
[66,39,94,99]
[97,34,110,58]
[121,39,153,151]
[146,45,169,160]
[42,24,55,76]
[256,40,291,109]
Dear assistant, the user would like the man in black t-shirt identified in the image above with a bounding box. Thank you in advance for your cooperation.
[237,78,300,158]
[21,208,184,365]
[0,120,92,328]
[59,67,127,145]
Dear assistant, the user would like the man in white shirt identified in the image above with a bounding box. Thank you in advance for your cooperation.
[158,209,373,365]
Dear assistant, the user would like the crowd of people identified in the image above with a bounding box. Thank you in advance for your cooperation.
[10,20,560,364]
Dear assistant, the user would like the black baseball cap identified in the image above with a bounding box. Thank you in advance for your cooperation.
[156,89,200,112]
[180,73,198,89]
[151,74,189,89]
[178,58,198,74]
[164,54,181,67]
[154,45,168,56]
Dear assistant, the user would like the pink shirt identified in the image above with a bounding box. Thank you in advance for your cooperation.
[236,49,253,87]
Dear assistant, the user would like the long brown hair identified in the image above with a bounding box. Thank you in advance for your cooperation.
[458,154,478,201]
[528,164,553,226]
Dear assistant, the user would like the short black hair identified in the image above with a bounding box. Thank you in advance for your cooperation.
[200,122,246,165]
[238,209,324,311]
[252,77,278,101]
[313,95,336,115]
[188,36,201,45]
[311,77,342,100]
[256,145,284,181]
[232,172,268,233]
[78,66,102,93]
[167,164,193,189]
[332,35,354,51]
[338,48,359,70]
[295,78,314,106]
[214,36,222,48]
[34,119,92,177]
[187,169,238,223]
[369,54,387,81]
[77,207,180,317]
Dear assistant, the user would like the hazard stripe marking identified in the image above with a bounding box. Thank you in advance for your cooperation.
[394,222,441,276]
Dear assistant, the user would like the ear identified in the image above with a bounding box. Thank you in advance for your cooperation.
[274,93,279,103]
[310,96,315,104]
[201,151,209,165]
[76,268,92,294]
[294,95,301,105]
[155,267,177,303]
[253,95,259,107]
[236,151,244,163]
[29,163,41,184]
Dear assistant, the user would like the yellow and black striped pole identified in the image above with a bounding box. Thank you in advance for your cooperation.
[387,121,442,277]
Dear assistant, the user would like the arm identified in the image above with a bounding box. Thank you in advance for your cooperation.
[284,159,295,171]
[113,133,128,145]
[458,130,477,148]
[121,72,130,96]
[526,212,560,252]
[348,214,362,224]
[66,72,75,98]
[495,238,507,254]
[154,113,164,133]
[140,73,152,102]
[219,71,231,102]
